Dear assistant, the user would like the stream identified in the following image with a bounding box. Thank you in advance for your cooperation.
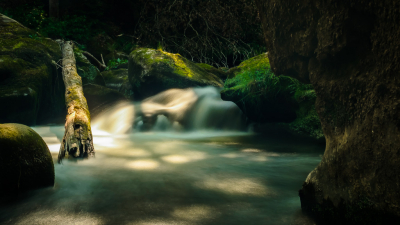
[0,87,322,225]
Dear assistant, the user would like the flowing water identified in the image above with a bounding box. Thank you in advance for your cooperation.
[0,87,322,225]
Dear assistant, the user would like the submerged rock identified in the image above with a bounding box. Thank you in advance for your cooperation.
[0,123,54,196]
[0,14,65,125]
[128,48,223,99]
[257,0,400,224]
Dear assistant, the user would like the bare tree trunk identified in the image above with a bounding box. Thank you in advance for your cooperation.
[49,0,59,20]
[58,41,95,163]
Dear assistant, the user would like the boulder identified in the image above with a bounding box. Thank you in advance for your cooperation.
[101,68,133,100]
[257,0,400,224]
[0,123,54,196]
[222,53,323,140]
[0,14,65,126]
[128,48,223,99]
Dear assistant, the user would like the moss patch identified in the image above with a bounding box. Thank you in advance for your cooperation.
[222,53,323,139]
[128,48,223,99]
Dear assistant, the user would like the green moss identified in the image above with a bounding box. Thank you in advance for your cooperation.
[128,48,223,99]
[222,53,323,139]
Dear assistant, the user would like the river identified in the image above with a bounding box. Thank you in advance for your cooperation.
[0,87,322,225]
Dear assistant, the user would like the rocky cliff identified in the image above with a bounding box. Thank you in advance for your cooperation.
[256,0,400,224]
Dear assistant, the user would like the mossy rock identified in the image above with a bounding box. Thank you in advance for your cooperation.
[196,63,228,80]
[101,68,133,100]
[73,46,105,86]
[83,84,128,116]
[128,48,223,99]
[0,123,54,197]
[221,53,323,140]
[0,13,65,126]
[222,53,298,123]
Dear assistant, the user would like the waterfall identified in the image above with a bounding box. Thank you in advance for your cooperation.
[91,86,247,135]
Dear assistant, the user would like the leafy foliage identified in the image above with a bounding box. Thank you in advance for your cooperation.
[105,58,128,71]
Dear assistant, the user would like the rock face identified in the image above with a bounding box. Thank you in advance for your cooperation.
[0,14,65,125]
[0,123,54,196]
[256,0,400,224]
[101,68,133,100]
[128,48,223,99]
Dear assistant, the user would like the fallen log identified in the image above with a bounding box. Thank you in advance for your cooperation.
[58,41,95,163]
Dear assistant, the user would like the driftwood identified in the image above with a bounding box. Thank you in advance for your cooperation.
[82,51,106,70]
[58,41,95,163]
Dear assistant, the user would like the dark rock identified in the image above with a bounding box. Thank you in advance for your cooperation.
[0,14,65,126]
[196,63,228,80]
[257,0,400,223]
[128,48,223,100]
[74,46,105,86]
[0,123,54,197]
[83,84,128,117]
[101,68,133,100]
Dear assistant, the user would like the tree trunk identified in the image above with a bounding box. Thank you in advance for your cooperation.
[58,41,95,163]
[49,0,59,20]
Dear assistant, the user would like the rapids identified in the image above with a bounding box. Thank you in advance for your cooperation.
[0,87,323,225]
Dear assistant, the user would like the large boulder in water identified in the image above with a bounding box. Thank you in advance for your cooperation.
[0,123,54,196]
[0,14,65,125]
[257,0,400,224]
[128,48,223,99]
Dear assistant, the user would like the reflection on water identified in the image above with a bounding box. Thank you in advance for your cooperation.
[0,87,322,225]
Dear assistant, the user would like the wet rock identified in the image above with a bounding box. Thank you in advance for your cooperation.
[0,123,54,196]
[257,0,400,224]
[0,13,65,125]
[128,48,223,99]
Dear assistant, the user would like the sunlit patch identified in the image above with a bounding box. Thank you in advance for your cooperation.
[172,205,214,221]
[249,156,269,162]
[162,155,190,164]
[126,149,152,157]
[151,141,185,154]
[195,178,271,196]
[241,148,262,153]
[47,144,61,153]
[126,159,160,170]
[14,209,104,225]
[94,137,117,148]
[130,220,186,225]
[220,153,244,158]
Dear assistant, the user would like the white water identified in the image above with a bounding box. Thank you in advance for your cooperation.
[0,87,323,225]
[91,87,247,135]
